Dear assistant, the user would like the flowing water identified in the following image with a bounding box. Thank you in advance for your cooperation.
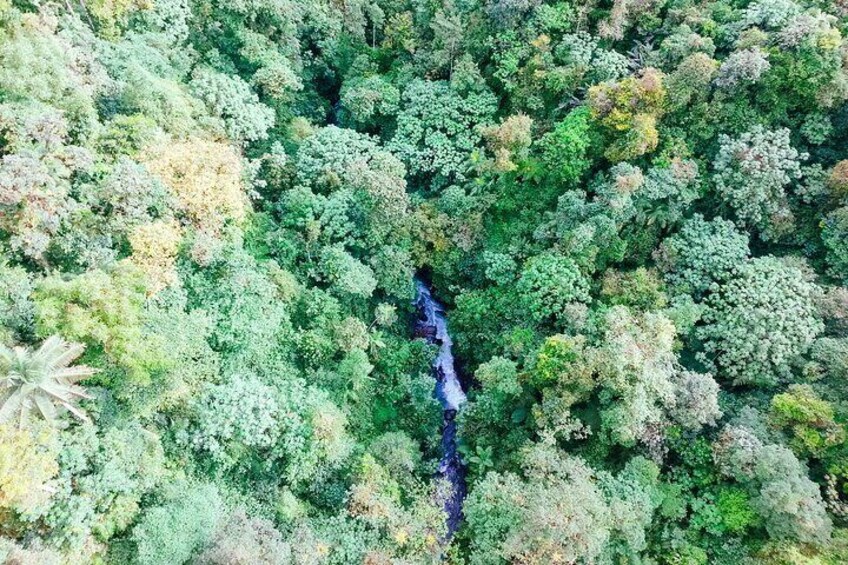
[413,279,467,538]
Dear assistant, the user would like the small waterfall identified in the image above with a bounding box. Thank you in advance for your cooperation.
[413,278,467,538]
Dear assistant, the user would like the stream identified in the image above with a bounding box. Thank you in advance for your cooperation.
[413,279,468,538]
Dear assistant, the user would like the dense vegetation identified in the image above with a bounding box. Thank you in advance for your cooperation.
[2,0,848,562]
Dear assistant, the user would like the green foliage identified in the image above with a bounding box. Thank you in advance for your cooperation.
[668,370,722,431]
[595,307,678,446]
[517,252,590,323]
[47,422,167,547]
[588,68,666,162]
[190,372,353,488]
[190,373,280,465]
[714,426,833,546]
[532,334,588,393]
[34,265,165,385]
[769,384,844,457]
[389,79,497,189]
[712,127,807,240]
[822,206,848,283]
[697,257,823,386]
[538,106,595,186]
[195,509,291,564]
[131,482,222,565]
[0,109,93,262]
[318,245,378,299]
[715,487,758,534]
[190,66,275,144]
[656,214,750,297]
[183,246,292,377]
[463,449,613,564]
[287,125,413,297]
[2,0,848,561]
[0,9,102,138]
[339,75,400,129]
[98,38,203,136]
[0,422,58,516]
[0,259,34,343]
[753,444,832,546]
[463,444,661,564]
[600,267,668,311]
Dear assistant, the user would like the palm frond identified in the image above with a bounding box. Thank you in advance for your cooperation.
[55,366,99,383]
[0,336,96,427]
[34,394,59,424]
[48,340,87,370]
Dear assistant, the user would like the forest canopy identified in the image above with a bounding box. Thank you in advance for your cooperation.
[2,0,848,563]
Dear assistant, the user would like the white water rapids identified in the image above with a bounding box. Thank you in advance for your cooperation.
[414,279,467,410]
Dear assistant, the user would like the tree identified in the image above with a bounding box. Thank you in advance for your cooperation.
[195,509,291,564]
[665,53,718,111]
[190,373,280,469]
[517,252,590,323]
[236,29,302,102]
[0,259,35,343]
[714,48,771,89]
[0,138,91,263]
[389,80,497,189]
[769,384,844,457]
[459,356,528,474]
[822,206,848,283]
[667,370,722,431]
[34,265,164,385]
[46,422,168,547]
[714,426,833,546]
[595,307,678,447]
[480,114,533,173]
[0,9,103,137]
[712,127,806,240]
[538,107,595,186]
[753,445,832,546]
[339,75,400,129]
[183,243,293,378]
[554,32,629,87]
[0,422,58,515]
[600,267,668,312]
[697,257,823,386]
[588,68,666,162]
[291,125,412,268]
[190,66,275,145]
[127,219,183,294]
[84,157,173,239]
[190,373,353,488]
[463,451,612,564]
[655,214,750,297]
[463,444,661,564]
[0,336,96,427]
[131,482,222,565]
[317,246,378,299]
[629,159,700,229]
[143,138,247,236]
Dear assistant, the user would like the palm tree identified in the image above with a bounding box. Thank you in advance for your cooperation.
[0,336,98,428]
